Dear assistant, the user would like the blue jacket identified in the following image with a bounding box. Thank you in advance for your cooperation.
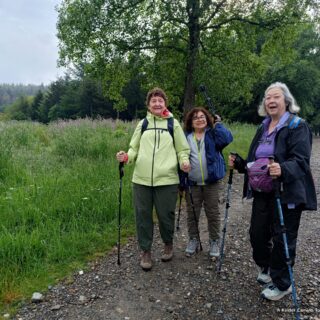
[186,123,233,184]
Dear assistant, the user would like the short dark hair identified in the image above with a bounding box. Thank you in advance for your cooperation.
[146,87,168,107]
[184,107,213,132]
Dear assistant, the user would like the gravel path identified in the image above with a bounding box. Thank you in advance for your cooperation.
[13,137,320,320]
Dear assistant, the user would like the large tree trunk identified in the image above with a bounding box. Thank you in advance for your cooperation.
[183,0,200,115]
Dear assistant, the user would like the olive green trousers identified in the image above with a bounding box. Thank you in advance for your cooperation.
[186,182,221,241]
[133,183,178,251]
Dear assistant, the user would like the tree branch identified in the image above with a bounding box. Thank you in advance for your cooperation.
[203,16,285,31]
[115,38,186,54]
[200,0,228,29]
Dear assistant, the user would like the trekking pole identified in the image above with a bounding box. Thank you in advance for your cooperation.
[217,157,234,273]
[184,174,203,251]
[176,192,183,231]
[268,157,300,320]
[199,84,216,115]
[117,162,124,266]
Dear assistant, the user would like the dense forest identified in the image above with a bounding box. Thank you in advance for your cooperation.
[0,84,46,111]
[1,1,319,132]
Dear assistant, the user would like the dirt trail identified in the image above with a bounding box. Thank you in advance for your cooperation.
[14,137,320,320]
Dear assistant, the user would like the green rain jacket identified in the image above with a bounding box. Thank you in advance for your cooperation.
[127,112,190,186]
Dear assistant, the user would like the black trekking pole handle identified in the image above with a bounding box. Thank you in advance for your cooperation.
[199,84,216,116]
[227,152,237,185]
[119,161,124,179]
[117,162,124,265]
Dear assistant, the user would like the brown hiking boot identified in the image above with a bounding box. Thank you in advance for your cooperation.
[140,251,152,271]
[161,243,173,262]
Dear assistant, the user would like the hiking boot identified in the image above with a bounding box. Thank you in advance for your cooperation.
[140,251,152,271]
[261,284,292,301]
[185,238,200,256]
[257,266,272,285]
[209,239,220,258]
[161,244,173,262]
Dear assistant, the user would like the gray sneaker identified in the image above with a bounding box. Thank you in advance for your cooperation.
[209,239,220,257]
[257,266,272,285]
[261,284,292,301]
[185,238,200,256]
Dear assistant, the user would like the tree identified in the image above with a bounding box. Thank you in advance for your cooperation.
[30,91,44,120]
[57,0,316,113]
[4,96,33,120]
[38,78,67,123]
[240,23,320,125]
[0,84,46,110]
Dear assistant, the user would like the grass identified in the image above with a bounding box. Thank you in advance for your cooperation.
[0,118,136,314]
[223,121,257,161]
[0,118,257,316]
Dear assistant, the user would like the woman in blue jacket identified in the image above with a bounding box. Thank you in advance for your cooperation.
[184,107,233,258]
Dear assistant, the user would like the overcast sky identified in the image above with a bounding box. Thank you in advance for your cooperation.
[0,0,64,85]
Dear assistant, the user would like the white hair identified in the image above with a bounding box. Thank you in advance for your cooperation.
[258,82,300,116]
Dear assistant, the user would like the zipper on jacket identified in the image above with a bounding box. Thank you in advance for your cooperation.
[158,130,161,148]
[151,118,157,186]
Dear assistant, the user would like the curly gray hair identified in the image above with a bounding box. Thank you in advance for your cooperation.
[258,82,300,116]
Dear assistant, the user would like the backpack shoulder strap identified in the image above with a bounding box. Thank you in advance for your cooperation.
[288,115,302,129]
[141,117,174,141]
[141,118,148,135]
[167,117,174,140]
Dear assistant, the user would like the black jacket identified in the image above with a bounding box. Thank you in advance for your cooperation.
[236,114,317,211]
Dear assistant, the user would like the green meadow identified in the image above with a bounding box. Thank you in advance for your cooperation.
[0,119,256,312]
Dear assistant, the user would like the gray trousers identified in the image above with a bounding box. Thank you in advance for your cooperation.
[186,182,221,240]
[133,183,178,251]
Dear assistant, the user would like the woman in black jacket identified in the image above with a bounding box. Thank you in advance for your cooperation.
[229,82,317,301]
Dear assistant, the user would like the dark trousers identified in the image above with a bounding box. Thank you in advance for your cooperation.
[133,183,178,251]
[250,192,302,290]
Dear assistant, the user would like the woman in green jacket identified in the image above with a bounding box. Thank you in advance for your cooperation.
[116,87,190,271]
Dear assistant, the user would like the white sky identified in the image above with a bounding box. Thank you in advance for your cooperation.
[0,0,64,85]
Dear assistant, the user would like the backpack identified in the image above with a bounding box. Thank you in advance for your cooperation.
[141,117,174,142]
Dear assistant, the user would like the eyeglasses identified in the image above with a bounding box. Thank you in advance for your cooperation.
[192,115,206,121]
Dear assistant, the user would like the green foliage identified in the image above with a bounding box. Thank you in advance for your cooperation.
[0,84,46,109]
[2,2,320,128]
[241,23,320,125]
[0,119,136,311]
[57,0,318,113]
[4,96,34,120]
[104,61,131,115]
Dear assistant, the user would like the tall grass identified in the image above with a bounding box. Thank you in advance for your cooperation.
[0,118,257,313]
[223,122,257,160]
[0,119,136,312]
